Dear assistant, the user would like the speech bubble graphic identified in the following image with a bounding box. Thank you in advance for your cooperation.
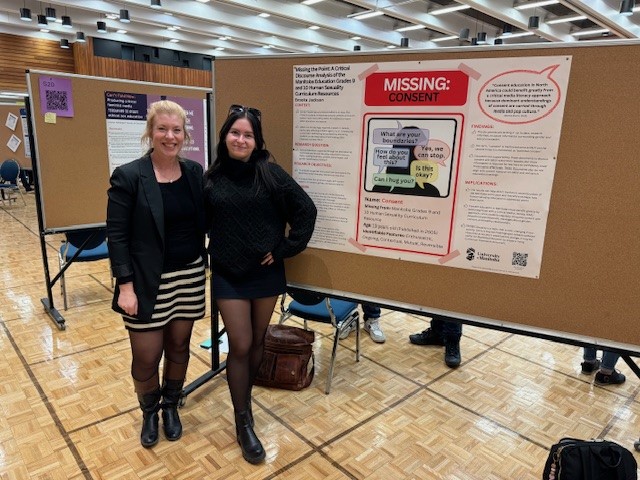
[372,173,415,192]
[373,147,410,173]
[372,127,429,146]
[478,65,561,125]
[414,139,450,166]
[411,160,439,188]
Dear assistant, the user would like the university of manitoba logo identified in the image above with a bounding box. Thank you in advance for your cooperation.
[466,247,475,261]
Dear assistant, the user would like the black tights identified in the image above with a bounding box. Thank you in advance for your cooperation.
[128,320,195,394]
[217,296,278,412]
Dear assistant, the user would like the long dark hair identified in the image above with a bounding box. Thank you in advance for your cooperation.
[204,109,279,194]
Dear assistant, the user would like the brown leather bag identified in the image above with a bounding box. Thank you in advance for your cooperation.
[255,324,315,391]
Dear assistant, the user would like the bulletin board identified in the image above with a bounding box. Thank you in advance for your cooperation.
[0,104,30,167]
[25,70,211,232]
[213,42,640,351]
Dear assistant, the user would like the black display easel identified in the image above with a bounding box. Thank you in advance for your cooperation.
[25,96,106,331]
[182,271,226,402]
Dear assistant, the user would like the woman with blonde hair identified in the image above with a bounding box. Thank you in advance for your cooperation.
[107,100,207,447]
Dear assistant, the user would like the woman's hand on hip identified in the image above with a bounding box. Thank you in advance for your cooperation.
[261,252,274,265]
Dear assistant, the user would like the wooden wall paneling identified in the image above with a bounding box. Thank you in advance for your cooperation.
[0,33,74,93]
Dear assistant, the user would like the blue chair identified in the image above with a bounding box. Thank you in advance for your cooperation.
[58,229,110,310]
[0,159,26,206]
[279,287,360,393]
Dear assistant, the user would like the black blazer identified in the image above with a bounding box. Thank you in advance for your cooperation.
[106,154,206,321]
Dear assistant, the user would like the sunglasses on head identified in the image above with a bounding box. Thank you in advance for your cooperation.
[228,104,261,120]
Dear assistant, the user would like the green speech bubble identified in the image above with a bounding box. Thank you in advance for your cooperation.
[372,173,415,191]
[410,160,439,189]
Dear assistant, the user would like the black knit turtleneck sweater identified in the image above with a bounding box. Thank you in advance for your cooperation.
[204,157,317,279]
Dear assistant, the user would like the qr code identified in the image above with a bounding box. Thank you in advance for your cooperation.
[45,90,68,111]
[512,252,528,267]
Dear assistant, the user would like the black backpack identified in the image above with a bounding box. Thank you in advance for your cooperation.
[543,437,637,480]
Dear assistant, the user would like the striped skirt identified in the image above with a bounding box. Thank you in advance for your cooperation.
[124,256,206,331]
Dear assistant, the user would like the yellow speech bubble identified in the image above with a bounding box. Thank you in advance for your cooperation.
[410,160,439,189]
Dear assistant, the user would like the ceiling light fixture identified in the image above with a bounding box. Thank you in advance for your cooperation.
[308,25,320,30]
[119,9,130,23]
[396,24,425,32]
[116,29,128,34]
[432,35,457,43]
[620,0,635,15]
[302,0,324,4]
[572,28,609,36]
[195,0,210,3]
[350,35,361,40]
[20,8,32,21]
[62,15,73,28]
[546,15,587,24]
[500,31,535,39]
[97,21,107,33]
[349,10,384,20]
[169,38,179,42]
[430,4,471,15]
[258,12,270,18]
[514,0,558,10]
[37,14,48,27]
[150,0,162,8]
[76,31,86,42]
[45,7,56,21]
[60,39,70,49]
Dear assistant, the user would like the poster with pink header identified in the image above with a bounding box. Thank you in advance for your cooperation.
[292,56,572,278]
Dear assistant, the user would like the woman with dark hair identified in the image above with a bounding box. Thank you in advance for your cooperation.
[107,100,207,448]
[204,104,316,464]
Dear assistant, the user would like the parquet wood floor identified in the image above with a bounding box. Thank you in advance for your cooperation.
[0,194,638,479]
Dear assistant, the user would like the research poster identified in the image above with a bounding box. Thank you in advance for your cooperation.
[104,92,207,173]
[292,56,572,278]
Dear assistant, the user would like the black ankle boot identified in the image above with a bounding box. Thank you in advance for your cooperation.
[235,410,265,464]
[161,380,184,441]
[247,399,254,427]
[137,390,161,448]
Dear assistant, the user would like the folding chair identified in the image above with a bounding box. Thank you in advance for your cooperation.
[0,159,26,206]
[279,287,360,393]
[58,228,110,310]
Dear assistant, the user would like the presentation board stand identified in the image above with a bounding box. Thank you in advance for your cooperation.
[183,285,226,402]
[212,43,640,352]
[24,96,69,329]
[25,69,213,331]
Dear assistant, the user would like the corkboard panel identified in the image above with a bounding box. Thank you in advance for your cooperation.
[0,104,29,168]
[26,71,210,231]
[214,44,640,350]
